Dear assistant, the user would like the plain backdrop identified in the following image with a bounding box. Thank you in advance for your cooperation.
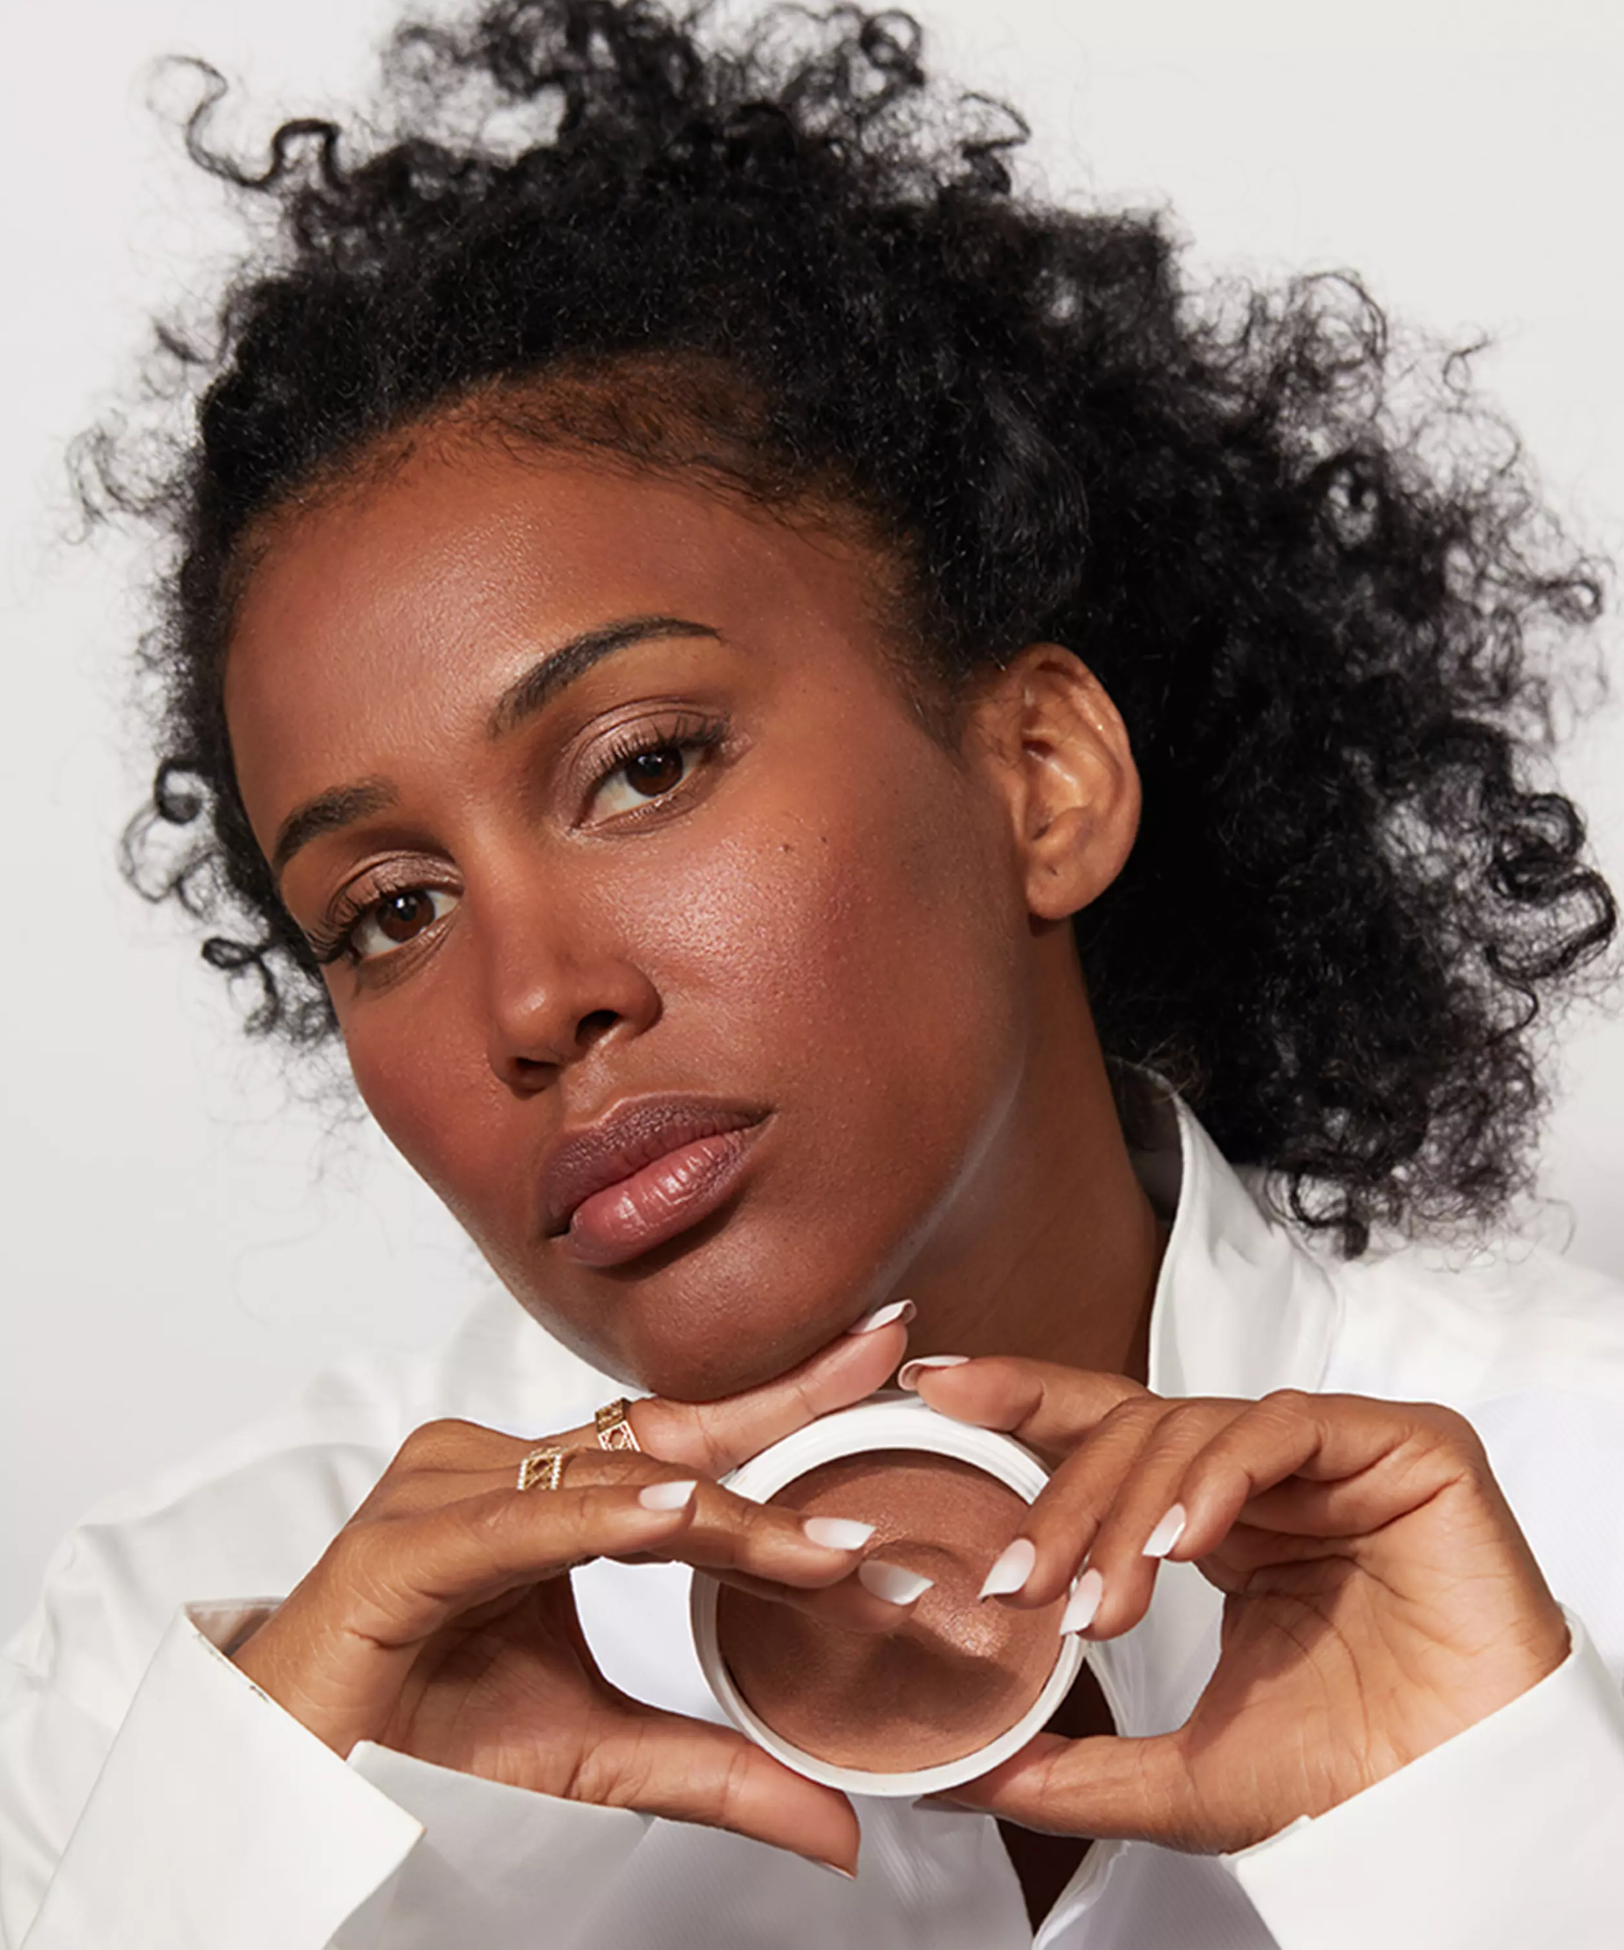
[4,0,1624,1635]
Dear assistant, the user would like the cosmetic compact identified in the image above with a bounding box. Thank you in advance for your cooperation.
[690,1395,1084,1797]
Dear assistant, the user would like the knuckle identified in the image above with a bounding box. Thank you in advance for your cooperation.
[1097,1396,1155,1441]
[1154,1399,1211,1445]
[571,1724,639,1807]
[1416,1402,1490,1472]
[394,1417,479,1471]
[324,1523,408,1626]
[1424,1401,1480,1447]
[465,1487,523,1546]
[677,1402,734,1478]
[326,1520,381,1589]
[715,1739,757,1824]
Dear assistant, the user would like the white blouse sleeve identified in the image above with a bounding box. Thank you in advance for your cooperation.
[4,1603,651,1950]
[1221,1607,1624,1950]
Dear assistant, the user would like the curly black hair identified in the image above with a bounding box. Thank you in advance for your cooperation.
[88,0,1616,1255]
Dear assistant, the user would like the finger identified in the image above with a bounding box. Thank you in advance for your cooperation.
[242,1484,706,1751]
[333,1481,704,1647]
[703,1563,925,1635]
[579,1710,861,1875]
[983,1396,1170,1608]
[1167,1391,1454,1565]
[634,1298,917,1474]
[944,1730,1206,1851]
[520,1451,889,1593]
[898,1355,1147,1463]
[1059,1399,1244,1638]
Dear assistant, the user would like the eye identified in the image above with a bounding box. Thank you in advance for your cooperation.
[349,886,459,962]
[590,741,697,818]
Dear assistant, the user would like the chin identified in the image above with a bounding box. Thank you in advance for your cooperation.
[504,1189,916,1401]
[544,1257,882,1403]
[622,1296,853,1403]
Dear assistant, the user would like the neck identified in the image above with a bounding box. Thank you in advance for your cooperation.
[900,950,1166,1385]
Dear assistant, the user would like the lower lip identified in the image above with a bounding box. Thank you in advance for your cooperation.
[559,1122,766,1268]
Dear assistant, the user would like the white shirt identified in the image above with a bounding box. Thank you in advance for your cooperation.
[6,1088,1624,1949]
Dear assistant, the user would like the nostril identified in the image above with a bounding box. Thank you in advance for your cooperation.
[576,1008,621,1050]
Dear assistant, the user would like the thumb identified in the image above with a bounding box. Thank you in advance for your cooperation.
[943,1731,1206,1852]
[587,1712,861,1875]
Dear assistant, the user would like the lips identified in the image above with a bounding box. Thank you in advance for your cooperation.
[539,1096,770,1268]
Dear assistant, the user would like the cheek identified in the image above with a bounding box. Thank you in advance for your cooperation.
[630,767,1029,1233]
[638,758,1022,1085]
[327,752,1031,1393]
[335,973,517,1240]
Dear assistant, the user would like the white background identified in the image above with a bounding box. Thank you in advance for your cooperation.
[4,0,1623,1635]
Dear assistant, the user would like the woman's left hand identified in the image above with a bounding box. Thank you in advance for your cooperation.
[906,1358,1571,1854]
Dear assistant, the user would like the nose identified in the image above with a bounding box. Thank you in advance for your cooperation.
[480,888,661,1091]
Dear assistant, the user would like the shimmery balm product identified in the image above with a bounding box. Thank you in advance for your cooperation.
[690,1395,1084,1796]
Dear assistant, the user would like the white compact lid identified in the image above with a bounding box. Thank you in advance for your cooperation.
[690,1394,1085,1797]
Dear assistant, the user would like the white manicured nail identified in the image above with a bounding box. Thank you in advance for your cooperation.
[1143,1504,1187,1559]
[639,1480,697,1510]
[848,1298,916,1334]
[858,1561,934,1606]
[978,1537,1037,1600]
[803,1517,876,1552]
[1060,1568,1104,1635]
[898,1355,969,1391]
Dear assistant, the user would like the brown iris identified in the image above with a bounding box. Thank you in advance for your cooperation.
[625,747,683,795]
[376,889,436,943]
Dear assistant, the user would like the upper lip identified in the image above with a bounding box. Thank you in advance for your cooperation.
[538,1094,769,1237]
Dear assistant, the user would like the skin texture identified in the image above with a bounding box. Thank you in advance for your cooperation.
[907,1358,1569,1856]
[225,433,1161,1400]
[223,428,1566,1903]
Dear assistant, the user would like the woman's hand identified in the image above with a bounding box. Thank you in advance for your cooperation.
[231,1305,916,1876]
[904,1357,1570,1855]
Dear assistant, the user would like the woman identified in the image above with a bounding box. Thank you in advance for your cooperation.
[5,1,1624,1944]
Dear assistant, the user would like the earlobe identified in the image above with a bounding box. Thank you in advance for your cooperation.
[970,644,1141,922]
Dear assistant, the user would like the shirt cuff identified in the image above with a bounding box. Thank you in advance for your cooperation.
[345,1743,651,1950]
[23,1607,423,1950]
[1223,1607,1624,1950]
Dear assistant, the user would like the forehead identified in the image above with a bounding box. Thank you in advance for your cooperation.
[222,436,908,811]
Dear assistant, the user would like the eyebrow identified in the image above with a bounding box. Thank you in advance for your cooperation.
[270,613,722,878]
[487,614,722,738]
[272,779,398,877]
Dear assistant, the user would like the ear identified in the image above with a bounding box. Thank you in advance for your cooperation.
[965,643,1141,921]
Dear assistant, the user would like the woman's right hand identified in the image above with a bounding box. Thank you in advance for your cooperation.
[230,1305,914,1875]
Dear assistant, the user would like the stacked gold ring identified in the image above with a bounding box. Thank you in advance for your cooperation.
[516,1398,642,1492]
[594,1398,641,1452]
[515,1447,567,1493]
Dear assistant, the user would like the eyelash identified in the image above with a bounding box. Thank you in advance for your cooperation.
[301,711,729,970]
[588,712,727,813]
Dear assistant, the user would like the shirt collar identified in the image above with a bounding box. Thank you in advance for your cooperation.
[1126,1073,1342,1403]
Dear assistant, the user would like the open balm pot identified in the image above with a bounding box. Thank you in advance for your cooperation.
[690,1396,1084,1797]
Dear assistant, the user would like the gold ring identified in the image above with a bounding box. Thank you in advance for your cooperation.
[516,1446,568,1493]
[595,1398,641,1452]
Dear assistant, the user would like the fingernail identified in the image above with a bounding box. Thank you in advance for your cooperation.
[1060,1567,1104,1635]
[978,1537,1036,1600]
[802,1517,876,1552]
[638,1480,697,1510]
[1143,1503,1187,1559]
[857,1560,934,1605]
[816,1859,858,1881]
[848,1298,916,1335]
[898,1355,969,1391]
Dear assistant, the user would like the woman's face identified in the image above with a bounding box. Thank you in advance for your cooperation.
[225,433,1052,1399]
